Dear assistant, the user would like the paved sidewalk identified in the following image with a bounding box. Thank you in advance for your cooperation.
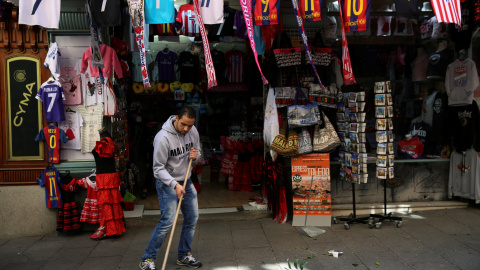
[1,207,480,270]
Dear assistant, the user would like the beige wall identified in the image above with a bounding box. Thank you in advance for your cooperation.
[0,186,57,238]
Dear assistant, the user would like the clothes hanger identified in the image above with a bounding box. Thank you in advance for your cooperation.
[89,169,96,178]
[163,44,169,52]
[47,75,55,83]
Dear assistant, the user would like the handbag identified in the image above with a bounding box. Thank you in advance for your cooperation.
[271,124,298,156]
[287,86,322,128]
[313,112,341,153]
[297,127,313,154]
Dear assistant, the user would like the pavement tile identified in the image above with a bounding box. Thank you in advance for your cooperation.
[452,234,480,253]
[236,246,278,265]
[89,236,132,257]
[409,260,458,270]
[197,222,232,242]
[198,247,237,264]
[202,260,239,269]
[232,228,269,248]
[432,245,480,270]
[23,240,65,261]
[354,250,413,270]
[307,243,364,269]
[229,220,262,230]
[77,255,123,270]
[197,238,235,253]
[0,248,30,267]
[0,239,8,246]
[3,261,46,270]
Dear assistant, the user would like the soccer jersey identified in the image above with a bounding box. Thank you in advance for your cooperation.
[176,4,200,36]
[89,0,122,27]
[341,0,371,32]
[156,49,178,82]
[199,0,224,24]
[211,49,226,83]
[76,104,104,153]
[36,166,63,208]
[225,50,245,83]
[44,42,61,80]
[233,11,248,39]
[145,0,175,24]
[19,0,61,29]
[59,107,83,150]
[178,51,200,83]
[209,6,237,36]
[35,126,69,164]
[253,0,281,25]
[299,0,322,22]
[132,51,155,82]
[59,64,82,105]
[36,81,66,123]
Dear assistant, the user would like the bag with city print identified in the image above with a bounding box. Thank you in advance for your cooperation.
[313,111,341,152]
[287,86,322,128]
[297,127,313,154]
[270,123,298,156]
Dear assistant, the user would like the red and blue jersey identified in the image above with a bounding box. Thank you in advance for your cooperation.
[253,0,280,25]
[36,166,63,209]
[340,0,371,32]
[299,0,322,22]
[35,126,69,164]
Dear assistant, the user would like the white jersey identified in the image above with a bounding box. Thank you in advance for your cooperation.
[76,104,104,153]
[145,0,175,24]
[59,107,84,150]
[44,42,61,80]
[200,0,224,24]
[75,60,104,106]
[19,0,61,29]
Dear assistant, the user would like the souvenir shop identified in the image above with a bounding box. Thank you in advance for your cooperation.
[1,0,480,237]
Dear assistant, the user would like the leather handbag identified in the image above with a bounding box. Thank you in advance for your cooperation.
[271,124,298,156]
[313,112,341,153]
[287,86,322,128]
[297,127,313,154]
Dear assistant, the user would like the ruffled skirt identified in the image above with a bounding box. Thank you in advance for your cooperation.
[96,172,126,236]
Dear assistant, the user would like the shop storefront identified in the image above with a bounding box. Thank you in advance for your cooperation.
[1,0,479,237]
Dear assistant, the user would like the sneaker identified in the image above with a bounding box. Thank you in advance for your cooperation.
[139,258,156,270]
[177,252,202,268]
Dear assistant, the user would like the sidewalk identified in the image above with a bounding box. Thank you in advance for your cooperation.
[1,206,480,270]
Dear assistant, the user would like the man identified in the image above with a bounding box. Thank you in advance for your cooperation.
[140,106,202,269]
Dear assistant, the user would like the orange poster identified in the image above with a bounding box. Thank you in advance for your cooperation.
[291,153,331,226]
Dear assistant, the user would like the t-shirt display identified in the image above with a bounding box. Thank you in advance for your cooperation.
[19,0,61,29]
[448,148,480,203]
[209,6,237,36]
[59,107,83,150]
[199,0,224,24]
[178,51,200,83]
[44,42,61,80]
[225,50,245,83]
[89,0,122,27]
[299,0,321,22]
[155,49,178,82]
[132,51,156,83]
[59,64,82,105]
[233,11,248,39]
[36,166,63,208]
[36,81,66,123]
[447,100,480,152]
[427,48,454,79]
[398,135,424,158]
[145,0,175,24]
[81,44,124,79]
[253,0,280,25]
[176,4,199,36]
[35,126,69,164]
[75,60,104,106]
[211,49,226,83]
[76,104,104,153]
[445,58,479,106]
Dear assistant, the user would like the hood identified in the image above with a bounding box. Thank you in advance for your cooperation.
[162,115,179,135]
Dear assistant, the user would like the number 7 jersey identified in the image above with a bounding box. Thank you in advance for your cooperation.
[36,81,66,122]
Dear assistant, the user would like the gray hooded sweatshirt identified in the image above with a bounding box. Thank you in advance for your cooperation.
[153,115,200,188]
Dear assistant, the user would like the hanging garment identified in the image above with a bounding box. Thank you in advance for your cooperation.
[145,0,175,24]
[35,126,69,164]
[448,148,480,203]
[76,177,101,224]
[59,64,82,106]
[58,107,84,150]
[19,0,61,29]
[76,104,104,153]
[57,175,82,233]
[36,80,66,123]
[44,42,61,80]
[127,0,151,88]
[264,88,279,161]
[445,58,479,106]
[36,166,63,209]
[88,0,122,27]
[81,44,124,80]
[220,136,239,177]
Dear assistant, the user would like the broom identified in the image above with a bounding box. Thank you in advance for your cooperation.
[161,158,193,270]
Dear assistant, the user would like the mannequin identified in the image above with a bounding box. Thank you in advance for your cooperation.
[436,39,448,52]
[427,39,453,80]
[411,46,429,82]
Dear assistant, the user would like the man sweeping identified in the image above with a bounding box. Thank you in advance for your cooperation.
[140,106,202,269]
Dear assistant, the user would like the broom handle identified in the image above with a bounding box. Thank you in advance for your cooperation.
[161,158,193,270]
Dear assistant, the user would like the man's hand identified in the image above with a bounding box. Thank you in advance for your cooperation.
[175,184,186,200]
[190,147,198,160]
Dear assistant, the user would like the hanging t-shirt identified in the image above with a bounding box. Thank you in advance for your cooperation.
[36,81,66,123]
[445,58,479,106]
[447,100,480,152]
[178,51,200,83]
[36,166,63,208]
[208,6,237,36]
[448,148,480,203]
[44,42,61,80]
[145,0,175,24]
[176,4,200,36]
[89,0,122,27]
[427,49,454,79]
[233,11,248,39]
[75,60,104,106]
[225,50,245,83]
[341,0,371,32]
[156,49,178,82]
[409,121,432,149]
[253,0,281,25]
[393,17,413,36]
[76,104,104,153]
[211,49,226,83]
[299,0,322,22]
[35,126,69,164]
[199,0,224,25]
[132,51,155,82]
[153,9,178,36]
[59,107,83,150]
[19,0,61,29]
[59,64,82,105]
[431,91,448,154]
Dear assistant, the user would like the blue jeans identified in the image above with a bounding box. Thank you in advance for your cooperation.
[141,179,199,261]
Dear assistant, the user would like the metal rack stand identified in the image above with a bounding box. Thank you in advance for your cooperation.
[333,183,370,230]
[368,179,403,229]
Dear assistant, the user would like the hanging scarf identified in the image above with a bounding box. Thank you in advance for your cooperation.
[127,0,151,88]
[290,0,324,89]
[337,0,357,85]
[85,2,104,83]
[193,0,217,89]
[239,0,269,85]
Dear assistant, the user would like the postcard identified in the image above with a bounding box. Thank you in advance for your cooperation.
[376,119,386,130]
[375,94,386,106]
[376,155,387,167]
[377,167,387,179]
[376,131,387,143]
[377,143,387,155]
[376,106,386,118]
[375,82,385,93]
